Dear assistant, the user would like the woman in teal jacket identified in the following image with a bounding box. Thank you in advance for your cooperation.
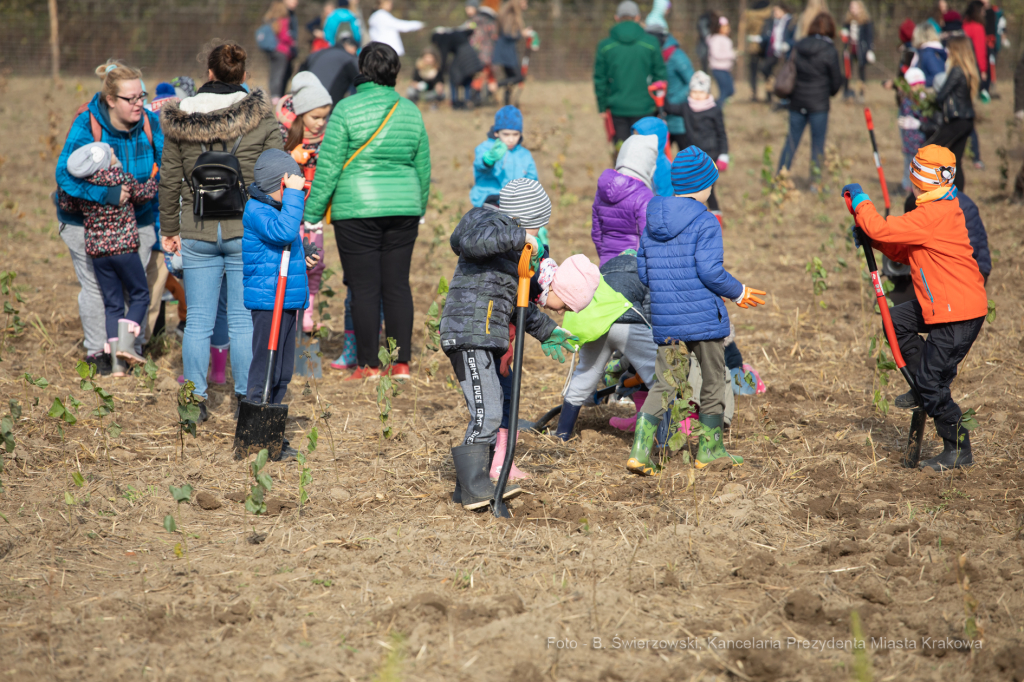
[661,35,695,151]
[470,105,538,207]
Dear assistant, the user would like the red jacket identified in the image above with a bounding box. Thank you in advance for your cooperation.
[855,197,987,324]
[964,20,988,74]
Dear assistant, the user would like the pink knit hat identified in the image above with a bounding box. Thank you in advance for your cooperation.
[550,254,601,312]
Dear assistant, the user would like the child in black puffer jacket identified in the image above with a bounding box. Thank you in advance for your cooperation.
[662,71,729,224]
[440,180,582,511]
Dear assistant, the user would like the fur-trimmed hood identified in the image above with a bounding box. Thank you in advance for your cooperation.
[160,88,275,144]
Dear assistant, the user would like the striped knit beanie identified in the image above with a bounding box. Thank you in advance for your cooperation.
[670,145,719,195]
[910,144,956,193]
[499,178,551,231]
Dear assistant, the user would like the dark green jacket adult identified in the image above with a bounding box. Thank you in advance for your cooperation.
[593,21,668,118]
[304,81,430,222]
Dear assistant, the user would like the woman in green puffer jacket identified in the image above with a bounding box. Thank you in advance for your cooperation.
[304,42,431,381]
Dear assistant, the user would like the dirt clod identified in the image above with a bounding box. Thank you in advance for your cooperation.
[784,589,825,625]
[195,492,221,510]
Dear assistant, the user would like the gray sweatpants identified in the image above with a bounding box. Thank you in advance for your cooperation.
[641,339,728,418]
[60,223,156,354]
[685,352,736,425]
[450,349,504,446]
[564,323,658,407]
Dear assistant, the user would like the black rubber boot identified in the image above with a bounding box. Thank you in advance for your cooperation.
[920,421,973,470]
[895,391,921,409]
[452,444,500,510]
[554,402,582,441]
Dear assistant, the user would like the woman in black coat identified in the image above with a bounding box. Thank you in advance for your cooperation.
[777,12,844,182]
[926,36,978,191]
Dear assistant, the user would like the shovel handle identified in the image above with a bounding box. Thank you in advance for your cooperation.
[516,243,534,308]
[268,245,291,351]
[864,108,891,216]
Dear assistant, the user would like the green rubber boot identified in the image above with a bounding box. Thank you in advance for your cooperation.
[626,412,661,476]
[695,413,743,468]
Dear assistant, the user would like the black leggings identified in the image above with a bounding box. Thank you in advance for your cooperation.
[925,118,973,191]
[333,216,419,367]
[499,64,523,105]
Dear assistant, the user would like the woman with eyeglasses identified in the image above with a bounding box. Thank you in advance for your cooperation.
[56,59,164,377]
[159,42,284,424]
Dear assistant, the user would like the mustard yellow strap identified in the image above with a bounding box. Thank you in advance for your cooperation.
[343,100,400,171]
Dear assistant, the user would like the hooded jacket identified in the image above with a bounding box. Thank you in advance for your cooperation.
[631,117,673,197]
[592,168,654,266]
[56,93,164,227]
[241,185,309,311]
[662,99,728,160]
[593,21,668,118]
[662,35,695,136]
[915,44,948,86]
[159,87,282,241]
[638,196,744,343]
[440,207,556,355]
[470,138,538,208]
[854,195,987,324]
[304,81,431,222]
[788,35,844,113]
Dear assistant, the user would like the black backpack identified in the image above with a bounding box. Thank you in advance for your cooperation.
[189,136,247,220]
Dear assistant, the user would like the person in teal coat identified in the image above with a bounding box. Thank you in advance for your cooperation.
[470,106,538,207]
[661,35,695,151]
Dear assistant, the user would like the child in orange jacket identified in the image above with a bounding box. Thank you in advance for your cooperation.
[844,144,987,471]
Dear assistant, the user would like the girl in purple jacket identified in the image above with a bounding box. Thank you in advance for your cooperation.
[591,134,658,266]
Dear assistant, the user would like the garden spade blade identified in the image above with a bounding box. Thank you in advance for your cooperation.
[233,245,291,461]
[234,400,288,461]
[902,408,926,468]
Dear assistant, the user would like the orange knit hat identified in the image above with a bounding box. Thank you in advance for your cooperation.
[910,144,957,193]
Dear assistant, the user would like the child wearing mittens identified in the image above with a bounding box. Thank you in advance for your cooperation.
[470,105,538,208]
[630,146,766,475]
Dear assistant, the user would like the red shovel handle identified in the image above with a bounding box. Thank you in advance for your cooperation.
[268,245,291,351]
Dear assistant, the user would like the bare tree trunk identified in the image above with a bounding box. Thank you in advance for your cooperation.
[551,0,561,20]
[48,0,60,83]
[737,0,748,90]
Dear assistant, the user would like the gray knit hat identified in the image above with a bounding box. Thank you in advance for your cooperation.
[254,149,301,194]
[499,178,552,231]
[616,134,658,190]
[67,142,114,178]
[290,72,333,115]
[616,1,640,18]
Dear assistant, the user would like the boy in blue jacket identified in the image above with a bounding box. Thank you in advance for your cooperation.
[470,106,538,208]
[243,150,320,458]
[631,146,766,474]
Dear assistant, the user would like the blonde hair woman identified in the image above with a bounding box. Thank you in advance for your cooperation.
[925,36,978,190]
[56,59,163,376]
[910,21,946,86]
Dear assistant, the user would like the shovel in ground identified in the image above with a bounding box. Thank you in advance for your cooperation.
[234,245,292,461]
[491,243,534,518]
[844,192,926,467]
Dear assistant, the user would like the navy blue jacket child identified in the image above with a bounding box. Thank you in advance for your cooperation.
[242,149,316,415]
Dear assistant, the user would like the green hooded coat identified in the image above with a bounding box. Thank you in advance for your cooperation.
[593,21,668,118]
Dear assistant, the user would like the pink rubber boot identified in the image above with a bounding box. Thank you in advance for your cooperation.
[609,391,648,432]
[303,293,316,333]
[679,409,699,436]
[210,346,228,384]
[490,427,531,482]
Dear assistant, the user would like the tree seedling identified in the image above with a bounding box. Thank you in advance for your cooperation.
[659,344,696,464]
[298,427,316,513]
[0,271,27,361]
[423,276,449,377]
[1,399,18,493]
[868,334,897,416]
[176,381,202,460]
[47,394,81,442]
[165,484,194,566]
[246,448,272,517]
[376,337,401,443]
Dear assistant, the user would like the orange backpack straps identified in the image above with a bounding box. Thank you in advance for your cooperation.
[89,112,103,142]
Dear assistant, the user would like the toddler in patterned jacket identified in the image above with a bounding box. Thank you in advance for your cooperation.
[60,142,157,374]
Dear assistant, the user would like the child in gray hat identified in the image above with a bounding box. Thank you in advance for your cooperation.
[59,141,158,373]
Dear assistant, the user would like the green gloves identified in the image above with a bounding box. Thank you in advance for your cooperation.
[541,327,580,363]
[483,139,508,167]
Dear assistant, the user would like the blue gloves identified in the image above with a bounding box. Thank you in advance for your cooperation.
[850,224,861,248]
[841,183,870,211]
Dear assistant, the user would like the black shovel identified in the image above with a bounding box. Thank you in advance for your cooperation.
[844,193,926,467]
[234,245,291,461]
[492,244,534,518]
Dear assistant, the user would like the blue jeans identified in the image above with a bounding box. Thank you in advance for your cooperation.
[778,109,830,177]
[711,70,734,102]
[181,225,252,398]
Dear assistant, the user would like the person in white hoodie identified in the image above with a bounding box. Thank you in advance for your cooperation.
[368,0,425,57]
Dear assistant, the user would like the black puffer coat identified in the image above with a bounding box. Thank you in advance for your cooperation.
[600,254,651,326]
[788,35,844,113]
[935,66,975,121]
[441,207,557,355]
[661,100,728,160]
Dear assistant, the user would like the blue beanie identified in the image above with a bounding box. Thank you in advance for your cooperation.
[492,105,523,133]
[154,82,176,100]
[671,146,719,195]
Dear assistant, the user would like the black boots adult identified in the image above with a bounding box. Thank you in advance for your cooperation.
[451,443,521,510]
[921,420,973,471]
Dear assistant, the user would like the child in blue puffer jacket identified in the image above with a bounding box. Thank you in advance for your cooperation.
[242,150,321,459]
[470,105,538,207]
[630,146,766,475]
